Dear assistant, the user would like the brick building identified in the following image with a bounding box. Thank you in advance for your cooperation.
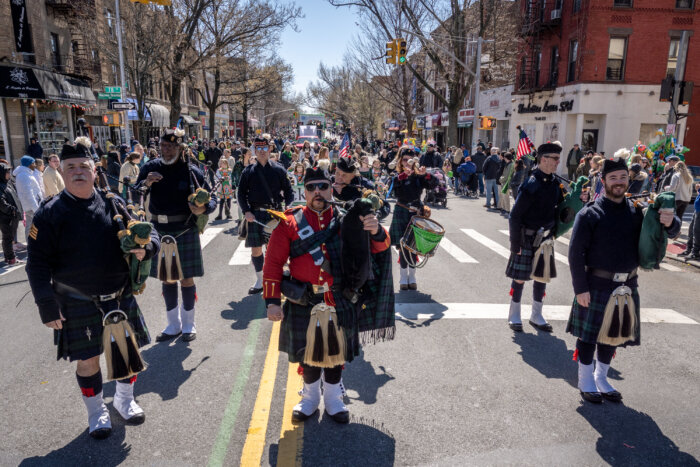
[511,0,699,168]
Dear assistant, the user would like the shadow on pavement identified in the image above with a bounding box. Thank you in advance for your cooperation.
[394,291,447,328]
[268,414,395,467]
[577,404,700,467]
[19,425,130,467]
[512,330,578,388]
[344,352,395,405]
[136,341,209,401]
[221,294,264,331]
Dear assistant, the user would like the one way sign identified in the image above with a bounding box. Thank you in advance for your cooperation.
[110,102,136,110]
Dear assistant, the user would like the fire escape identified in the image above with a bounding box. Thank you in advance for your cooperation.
[518,0,562,94]
[45,0,100,82]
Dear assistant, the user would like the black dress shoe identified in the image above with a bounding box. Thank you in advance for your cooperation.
[408,283,417,290]
[182,333,197,342]
[214,215,222,220]
[89,427,112,440]
[326,409,350,424]
[400,284,408,291]
[248,286,263,295]
[581,391,603,404]
[529,320,553,332]
[509,322,523,332]
[292,409,316,422]
[124,413,146,425]
[155,331,182,342]
[601,390,622,402]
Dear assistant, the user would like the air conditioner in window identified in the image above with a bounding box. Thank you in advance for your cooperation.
[551,9,562,20]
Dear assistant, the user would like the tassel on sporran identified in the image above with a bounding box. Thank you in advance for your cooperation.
[156,235,183,282]
[303,304,346,368]
[531,238,556,283]
[597,286,637,346]
[102,310,147,381]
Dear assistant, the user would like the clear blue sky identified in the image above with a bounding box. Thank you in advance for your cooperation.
[278,0,357,99]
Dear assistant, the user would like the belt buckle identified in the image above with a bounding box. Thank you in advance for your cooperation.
[98,293,116,302]
[612,272,629,282]
[157,214,168,224]
[312,283,329,294]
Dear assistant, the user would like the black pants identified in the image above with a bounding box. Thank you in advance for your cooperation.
[687,212,700,254]
[675,200,689,228]
[218,198,231,216]
[0,218,17,262]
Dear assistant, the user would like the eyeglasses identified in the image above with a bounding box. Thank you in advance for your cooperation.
[254,146,268,152]
[305,182,330,191]
[543,156,560,161]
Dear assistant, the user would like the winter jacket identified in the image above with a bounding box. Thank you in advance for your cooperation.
[118,161,140,196]
[470,151,487,173]
[13,165,42,213]
[667,172,693,202]
[628,172,648,194]
[482,154,501,180]
[567,147,582,167]
[0,166,22,221]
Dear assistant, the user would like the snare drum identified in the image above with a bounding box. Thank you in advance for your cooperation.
[400,216,445,261]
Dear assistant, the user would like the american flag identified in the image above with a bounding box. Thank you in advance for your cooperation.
[338,132,350,159]
[516,126,535,160]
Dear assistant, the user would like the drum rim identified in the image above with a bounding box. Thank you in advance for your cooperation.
[411,215,445,235]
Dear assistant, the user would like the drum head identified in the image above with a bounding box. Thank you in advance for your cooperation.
[264,219,280,234]
[413,216,445,235]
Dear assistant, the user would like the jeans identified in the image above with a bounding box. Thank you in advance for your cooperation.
[476,173,485,194]
[485,179,499,207]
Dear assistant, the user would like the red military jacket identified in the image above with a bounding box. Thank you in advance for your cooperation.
[263,204,391,305]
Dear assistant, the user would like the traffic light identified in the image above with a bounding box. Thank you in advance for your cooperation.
[397,38,407,65]
[479,116,497,130]
[386,40,397,65]
[102,113,121,126]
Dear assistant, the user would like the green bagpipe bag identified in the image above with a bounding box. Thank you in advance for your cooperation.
[554,176,589,238]
[639,191,675,270]
[118,220,153,294]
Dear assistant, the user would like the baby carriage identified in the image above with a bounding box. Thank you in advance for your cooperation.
[424,168,448,207]
[456,161,479,198]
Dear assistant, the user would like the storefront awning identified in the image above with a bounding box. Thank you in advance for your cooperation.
[148,103,169,128]
[181,115,199,125]
[0,64,95,105]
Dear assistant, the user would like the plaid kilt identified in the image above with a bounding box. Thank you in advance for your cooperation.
[390,204,413,246]
[149,224,204,279]
[54,292,150,362]
[566,286,641,347]
[505,242,535,280]
[244,210,273,248]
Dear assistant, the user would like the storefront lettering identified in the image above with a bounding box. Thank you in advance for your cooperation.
[517,100,574,114]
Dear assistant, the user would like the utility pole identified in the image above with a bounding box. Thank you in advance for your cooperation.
[115,0,130,145]
[471,36,482,151]
[668,31,690,142]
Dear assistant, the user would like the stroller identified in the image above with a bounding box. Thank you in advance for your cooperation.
[424,168,448,207]
[456,161,479,198]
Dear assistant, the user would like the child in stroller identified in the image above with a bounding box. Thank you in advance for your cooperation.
[423,168,448,207]
[456,159,479,198]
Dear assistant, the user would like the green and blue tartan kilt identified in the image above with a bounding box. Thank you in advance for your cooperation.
[566,286,641,347]
[149,224,204,279]
[505,241,535,281]
[389,204,413,246]
[279,300,361,364]
[54,292,150,362]
[244,210,273,248]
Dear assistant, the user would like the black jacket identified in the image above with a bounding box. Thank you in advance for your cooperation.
[470,151,487,173]
[482,154,502,180]
[204,147,223,168]
[0,168,22,222]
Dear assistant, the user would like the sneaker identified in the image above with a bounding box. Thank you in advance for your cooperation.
[688,253,700,261]
[7,258,23,266]
[679,249,691,256]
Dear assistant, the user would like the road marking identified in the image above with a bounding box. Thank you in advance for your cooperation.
[440,237,478,263]
[462,229,510,258]
[497,230,569,265]
[240,321,281,466]
[208,303,265,467]
[395,302,697,324]
[277,363,304,467]
[0,263,25,277]
[659,262,682,272]
[201,227,224,249]
[229,242,252,265]
[556,236,570,246]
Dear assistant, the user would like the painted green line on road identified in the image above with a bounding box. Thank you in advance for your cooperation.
[208,302,265,467]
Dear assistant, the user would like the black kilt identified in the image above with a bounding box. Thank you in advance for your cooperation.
[566,285,641,346]
[150,224,204,279]
[279,300,361,364]
[54,292,150,361]
[244,210,273,248]
[389,204,413,246]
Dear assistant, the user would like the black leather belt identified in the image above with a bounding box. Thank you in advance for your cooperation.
[587,267,638,283]
[54,282,124,302]
[153,214,188,224]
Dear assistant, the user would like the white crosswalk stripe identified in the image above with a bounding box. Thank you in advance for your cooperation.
[0,262,25,277]
[200,227,224,249]
[462,229,510,258]
[229,241,251,265]
[497,230,569,265]
[439,237,478,263]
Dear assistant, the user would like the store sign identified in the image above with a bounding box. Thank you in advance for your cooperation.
[441,112,449,127]
[11,0,32,54]
[0,65,43,98]
[490,99,499,108]
[517,100,574,114]
[458,109,474,123]
[416,116,426,129]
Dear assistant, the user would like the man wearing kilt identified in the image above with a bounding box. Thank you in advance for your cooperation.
[567,157,679,403]
[506,143,586,332]
[137,129,217,342]
[389,146,435,290]
[264,167,394,423]
[26,141,160,439]
[237,135,293,295]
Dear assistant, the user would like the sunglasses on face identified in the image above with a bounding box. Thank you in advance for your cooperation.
[254,146,268,152]
[305,182,330,191]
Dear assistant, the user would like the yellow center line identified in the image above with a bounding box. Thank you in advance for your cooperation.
[240,320,281,466]
[277,363,304,467]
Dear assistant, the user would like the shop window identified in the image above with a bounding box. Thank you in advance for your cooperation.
[50,33,61,69]
[667,38,680,77]
[105,9,114,37]
[567,40,578,82]
[534,49,542,88]
[676,0,694,8]
[606,37,627,81]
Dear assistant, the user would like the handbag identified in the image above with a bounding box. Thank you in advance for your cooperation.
[281,272,310,306]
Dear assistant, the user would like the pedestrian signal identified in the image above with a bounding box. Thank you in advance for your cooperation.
[479,116,496,130]
[102,113,121,126]
[397,39,407,65]
[386,41,397,65]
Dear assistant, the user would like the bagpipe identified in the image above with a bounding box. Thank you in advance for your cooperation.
[553,173,590,238]
[629,191,676,270]
[187,156,213,234]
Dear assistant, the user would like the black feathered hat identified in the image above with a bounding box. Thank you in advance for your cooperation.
[537,143,563,156]
[60,137,93,161]
[336,157,357,174]
[305,166,332,183]
[601,157,628,177]
[161,128,185,144]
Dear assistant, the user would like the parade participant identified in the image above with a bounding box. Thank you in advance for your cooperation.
[137,129,217,342]
[389,146,435,291]
[237,135,294,294]
[290,162,306,206]
[215,158,234,220]
[26,140,159,439]
[332,157,374,202]
[506,143,588,332]
[263,166,394,423]
[566,157,680,403]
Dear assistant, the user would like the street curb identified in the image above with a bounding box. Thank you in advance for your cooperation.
[666,253,700,269]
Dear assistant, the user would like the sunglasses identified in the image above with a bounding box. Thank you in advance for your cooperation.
[305,182,330,191]
[254,146,268,152]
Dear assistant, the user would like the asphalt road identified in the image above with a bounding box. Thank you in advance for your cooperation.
[0,193,698,467]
